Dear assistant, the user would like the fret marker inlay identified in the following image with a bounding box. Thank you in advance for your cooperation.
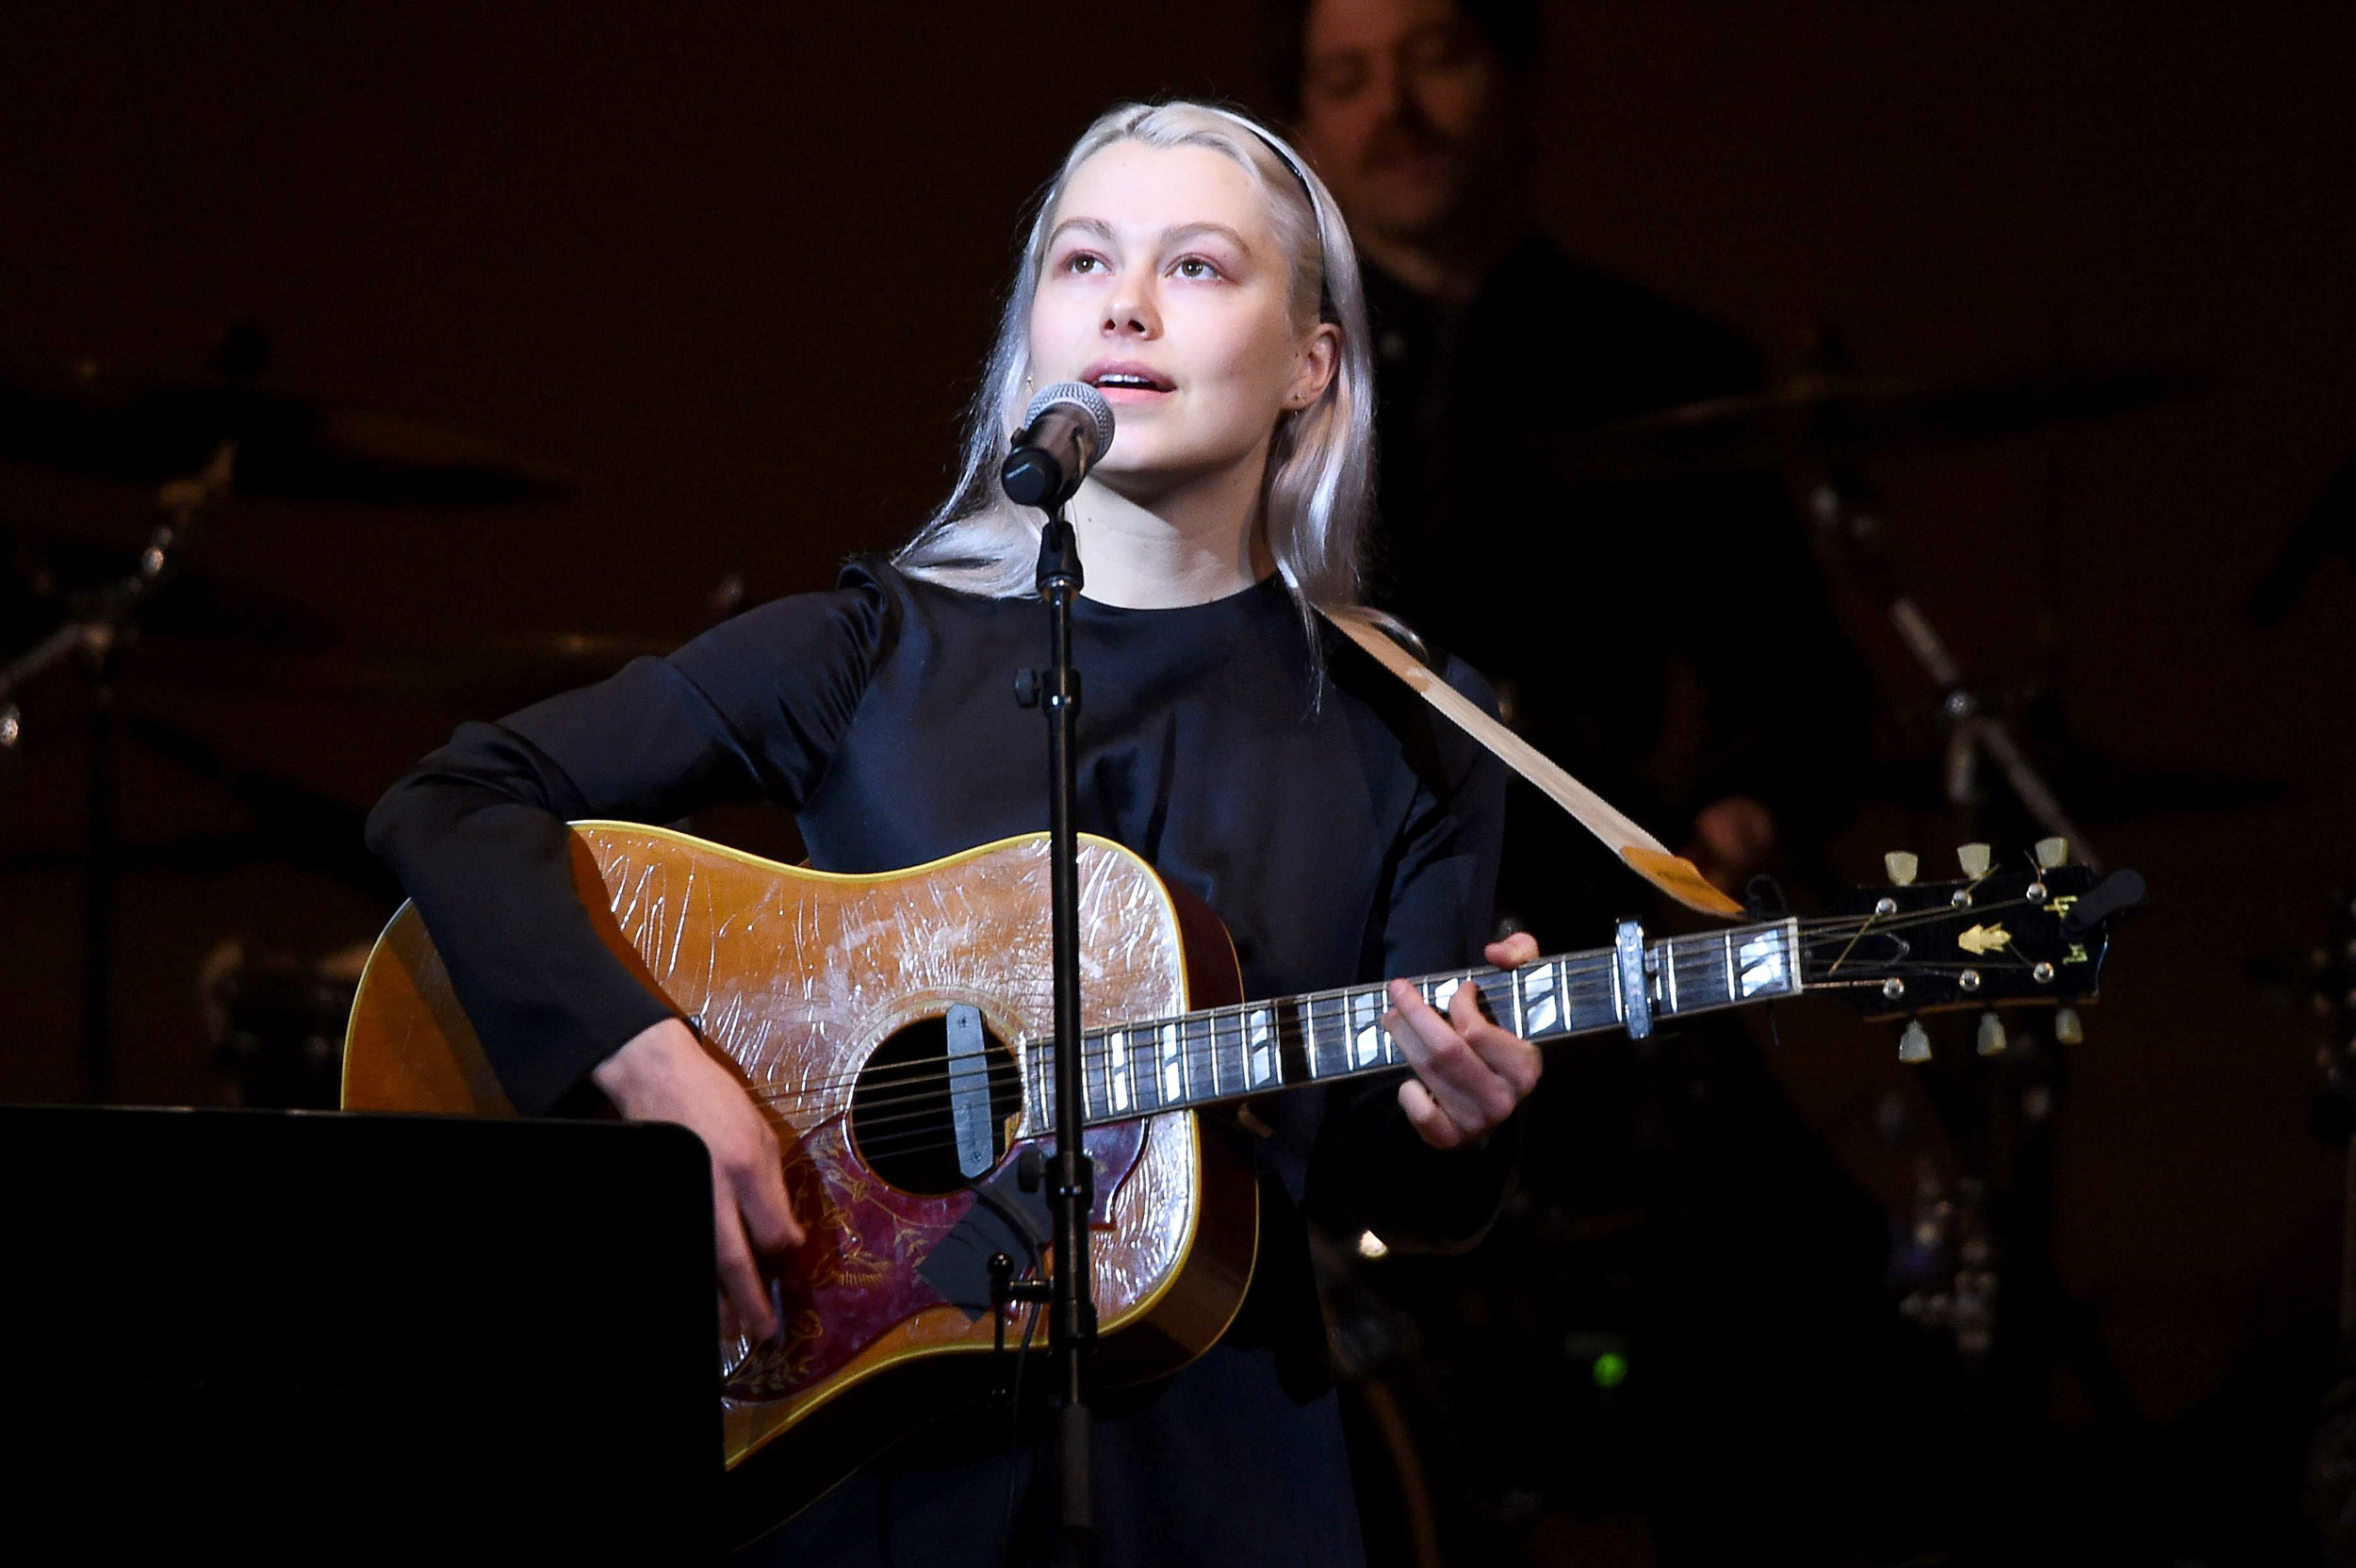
[1160,1023,1183,1100]
[1351,992,1383,1066]
[1249,1009,1275,1086]
[1525,965,1558,1034]
[1739,930,1787,997]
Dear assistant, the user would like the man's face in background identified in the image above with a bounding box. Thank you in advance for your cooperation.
[1293,0,1516,246]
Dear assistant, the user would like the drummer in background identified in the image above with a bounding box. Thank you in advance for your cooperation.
[1278,0,1875,930]
[1276,3,1907,1563]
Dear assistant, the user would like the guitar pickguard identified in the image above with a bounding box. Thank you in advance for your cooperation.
[721,1117,1147,1401]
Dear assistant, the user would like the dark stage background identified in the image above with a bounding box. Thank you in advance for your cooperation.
[4,3,2353,1560]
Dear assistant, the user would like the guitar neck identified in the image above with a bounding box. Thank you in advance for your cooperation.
[1017,917,1803,1135]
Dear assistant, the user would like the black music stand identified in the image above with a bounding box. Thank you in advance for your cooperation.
[0,1107,721,1558]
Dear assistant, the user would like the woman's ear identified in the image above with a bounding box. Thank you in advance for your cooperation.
[1287,322,1341,409]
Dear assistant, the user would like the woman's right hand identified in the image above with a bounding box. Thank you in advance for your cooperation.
[591,1016,805,1340]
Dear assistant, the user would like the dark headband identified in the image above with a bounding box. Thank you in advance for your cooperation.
[1239,122,1339,324]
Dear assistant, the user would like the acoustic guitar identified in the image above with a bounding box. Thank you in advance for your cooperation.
[342,824,2136,1542]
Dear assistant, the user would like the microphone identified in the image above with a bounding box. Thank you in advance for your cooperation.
[999,382,1115,510]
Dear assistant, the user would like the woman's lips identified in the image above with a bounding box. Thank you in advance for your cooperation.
[1083,362,1174,404]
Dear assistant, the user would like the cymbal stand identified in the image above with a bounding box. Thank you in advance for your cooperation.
[1809,465,2146,1516]
[1808,469,2102,873]
[0,443,235,1101]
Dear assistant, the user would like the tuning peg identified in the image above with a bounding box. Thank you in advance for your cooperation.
[1885,851,1920,887]
[1956,843,1992,880]
[2035,837,2070,870]
[1897,1020,1931,1063]
[2053,1007,2085,1045]
[1976,1012,2007,1056]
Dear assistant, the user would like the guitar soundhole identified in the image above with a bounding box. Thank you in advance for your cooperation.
[847,1015,1025,1196]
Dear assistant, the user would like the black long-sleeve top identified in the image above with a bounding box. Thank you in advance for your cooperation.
[365,556,1513,1567]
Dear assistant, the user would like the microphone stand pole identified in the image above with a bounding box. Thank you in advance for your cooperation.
[1031,503,1096,1567]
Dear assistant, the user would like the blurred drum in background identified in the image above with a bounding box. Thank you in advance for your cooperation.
[199,938,368,1109]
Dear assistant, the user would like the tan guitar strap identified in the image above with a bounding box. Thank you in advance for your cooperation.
[1320,605,1746,920]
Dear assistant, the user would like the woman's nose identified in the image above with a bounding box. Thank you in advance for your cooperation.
[1103,280,1159,338]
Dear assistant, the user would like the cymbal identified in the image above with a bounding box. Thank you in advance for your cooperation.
[1557,363,2212,483]
[0,360,573,505]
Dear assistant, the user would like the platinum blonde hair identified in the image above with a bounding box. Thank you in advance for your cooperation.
[894,101,1378,643]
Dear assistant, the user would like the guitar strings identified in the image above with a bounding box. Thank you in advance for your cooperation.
[791,958,1665,1158]
[842,983,1581,1164]
[792,972,1568,1147]
[752,944,1997,1137]
[744,963,1612,1120]
[728,897,2045,1127]
[789,899,2064,1168]
[739,961,1597,1112]
[743,906,2007,1133]
[752,972,1594,1139]
[836,988,1488,1164]
[830,965,1668,1165]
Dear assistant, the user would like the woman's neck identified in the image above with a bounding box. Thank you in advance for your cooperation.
[1068,454,1275,610]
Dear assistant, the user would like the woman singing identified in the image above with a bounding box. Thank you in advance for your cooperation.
[367,100,1542,1566]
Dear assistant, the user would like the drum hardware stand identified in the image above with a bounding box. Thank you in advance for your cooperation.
[1808,467,2102,873]
[1808,460,2146,1473]
[0,442,236,1101]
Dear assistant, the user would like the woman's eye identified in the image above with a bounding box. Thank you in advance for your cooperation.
[1064,253,1104,275]
[1174,257,1221,281]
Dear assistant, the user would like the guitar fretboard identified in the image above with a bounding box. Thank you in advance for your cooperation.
[1016,919,1802,1135]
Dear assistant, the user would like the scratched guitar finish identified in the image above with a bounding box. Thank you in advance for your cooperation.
[342,823,2116,1540]
[343,826,1256,1539]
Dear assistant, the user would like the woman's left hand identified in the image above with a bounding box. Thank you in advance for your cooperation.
[1385,932,1546,1150]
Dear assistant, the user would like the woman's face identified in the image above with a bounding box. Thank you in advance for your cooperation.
[1028,140,1336,502]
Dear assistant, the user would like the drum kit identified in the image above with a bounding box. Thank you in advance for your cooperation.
[0,345,622,1105]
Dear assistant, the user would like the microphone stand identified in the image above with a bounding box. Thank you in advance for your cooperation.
[1028,502,1096,1567]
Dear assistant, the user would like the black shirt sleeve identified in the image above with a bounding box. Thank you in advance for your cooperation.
[362,570,893,1114]
[1309,648,1521,1253]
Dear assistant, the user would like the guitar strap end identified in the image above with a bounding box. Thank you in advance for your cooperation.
[1320,605,1749,923]
[1620,846,1748,919]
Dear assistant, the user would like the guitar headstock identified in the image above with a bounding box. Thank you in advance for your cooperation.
[1797,841,2142,1039]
